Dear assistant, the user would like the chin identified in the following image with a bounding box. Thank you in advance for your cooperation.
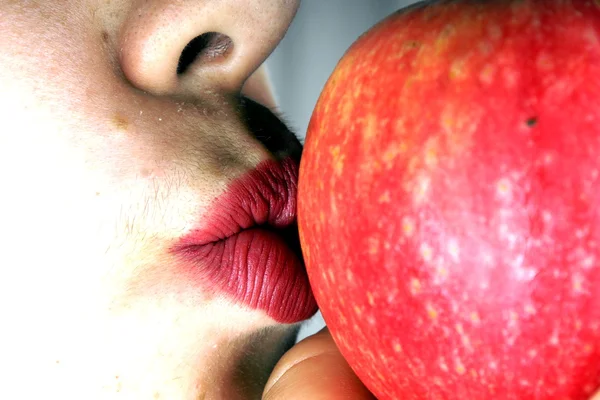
[198,324,300,400]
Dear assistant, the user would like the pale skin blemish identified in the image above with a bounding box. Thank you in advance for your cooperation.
[437,266,449,278]
[420,243,434,262]
[481,251,494,265]
[439,359,449,372]
[572,274,584,293]
[447,239,460,261]
[330,145,346,176]
[346,269,355,283]
[502,68,519,88]
[414,175,431,203]
[366,291,375,306]
[441,113,455,135]
[512,254,525,269]
[528,349,537,359]
[378,190,391,204]
[410,278,421,294]
[542,152,554,165]
[455,359,466,375]
[524,303,536,315]
[353,305,363,316]
[496,178,511,197]
[488,24,502,40]
[382,145,402,169]
[449,58,467,80]
[582,255,595,269]
[340,93,355,127]
[363,113,378,140]
[395,117,407,136]
[536,53,554,70]
[368,237,380,255]
[478,40,493,55]
[479,64,495,84]
[402,216,415,237]
[423,136,439,167]
[542,211,552,224]
[392,340,403,353]
[327,269,335,283]
[426,303,439,320]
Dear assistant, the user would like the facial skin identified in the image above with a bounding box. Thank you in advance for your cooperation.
[0,1,307,399]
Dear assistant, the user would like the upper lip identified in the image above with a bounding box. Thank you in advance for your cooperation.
[174,156,299,248]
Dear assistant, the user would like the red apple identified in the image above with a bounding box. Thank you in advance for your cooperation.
[297,1,600,399]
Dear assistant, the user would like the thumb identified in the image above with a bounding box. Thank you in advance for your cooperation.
[262,327,376,400]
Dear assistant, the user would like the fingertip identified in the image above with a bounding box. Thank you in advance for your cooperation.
[262,327,375,400]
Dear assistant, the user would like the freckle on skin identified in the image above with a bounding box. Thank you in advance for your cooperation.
[112,114,129,131]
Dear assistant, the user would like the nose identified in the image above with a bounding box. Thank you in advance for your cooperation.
[119,0,299,98]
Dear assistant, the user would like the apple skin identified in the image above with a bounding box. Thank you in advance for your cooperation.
[297,0,600,399]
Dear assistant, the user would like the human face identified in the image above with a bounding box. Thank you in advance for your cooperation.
[0,1,317,399]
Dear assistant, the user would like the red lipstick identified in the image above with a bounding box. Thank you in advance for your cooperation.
[171,157,317,323]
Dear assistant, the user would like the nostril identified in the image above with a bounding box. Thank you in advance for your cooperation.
[177,32,234,75]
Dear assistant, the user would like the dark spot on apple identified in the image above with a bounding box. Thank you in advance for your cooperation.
[101,31,109,43]
[526,117,538,127]
[406,40,421,49]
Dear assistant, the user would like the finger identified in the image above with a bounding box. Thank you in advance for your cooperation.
[262,327,376,400]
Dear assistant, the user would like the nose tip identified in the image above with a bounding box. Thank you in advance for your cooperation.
[118,0,299,97]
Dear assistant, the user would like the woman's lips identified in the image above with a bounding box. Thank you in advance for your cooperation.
[170,157,318,324]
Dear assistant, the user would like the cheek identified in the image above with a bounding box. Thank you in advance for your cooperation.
[0,100,203,292]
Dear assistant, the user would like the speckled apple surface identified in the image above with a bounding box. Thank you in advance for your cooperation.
[298,1,600,399]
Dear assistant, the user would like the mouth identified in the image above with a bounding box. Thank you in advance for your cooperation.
[170,157,318,324]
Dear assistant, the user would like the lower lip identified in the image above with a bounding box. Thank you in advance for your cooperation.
[174,227,318,324]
